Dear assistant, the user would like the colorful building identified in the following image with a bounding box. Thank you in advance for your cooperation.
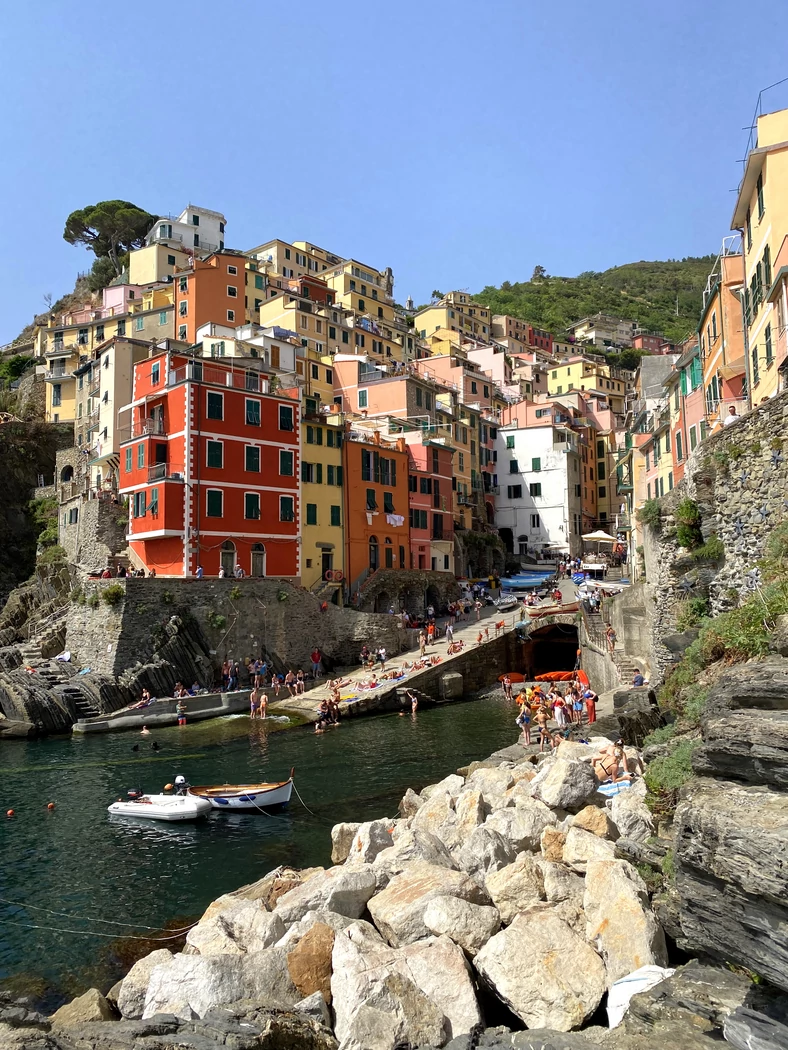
[406,439,455,573]
[174,251,252,343]
[300,409,345,593]
[491,315,552,353]
[119,352,299,578]
[698,244,747,432]
[415,292,493,341]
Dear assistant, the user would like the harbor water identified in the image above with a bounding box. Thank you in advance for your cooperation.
[0,690,518,1007]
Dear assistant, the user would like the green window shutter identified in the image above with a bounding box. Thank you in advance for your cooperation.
[246,399,261,426]
[125,447,132,473]
[280,450,293,476]
[316,428,323,445]
[306,503,317,525]
[245,493,260,519]
[336,466,343,485]
[255,275,263,289]
[306,426,314,444]
[330,505,341,527]
[316,463,323,483]
[280,497,294,521]
[246,446,260,472]
[207,490,223,517]
[531,457,541,471]
[137,443,145,468]
[207,441,223,468]
[327,465,335,485]
[207,392,223,419]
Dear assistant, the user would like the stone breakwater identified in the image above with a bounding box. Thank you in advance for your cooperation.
[6,736,787,1050]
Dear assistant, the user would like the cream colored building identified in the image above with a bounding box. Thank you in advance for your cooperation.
[416,292,493,341]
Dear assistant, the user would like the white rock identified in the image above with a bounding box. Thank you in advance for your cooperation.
[367,860,491,946]
[331,921,481,1049]
[465,766,514,802]
[117,949,173,1019]
[610,787,655,843]
[373,828,457,887]
[562,826,616,873]
[274,908,374,950]
[410,790,456,839]
[185,900,285,957]
[532,758,598,812]
[421,773,465,800]
[398,787,424,818]
[142,949,299,1020]
[474,909,606,1031]
[294,989,332,1028]
[535,859,585,908]
[484,798,556,854]
[275,865,377,925]
[345,820,395,865]
[422,895,501,956]
[484,851,545,924]
[455,824,515,877]
[584,860,668,986]
[331,822,361,864]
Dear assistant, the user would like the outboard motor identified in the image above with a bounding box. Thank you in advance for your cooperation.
[174,775,189,796]
[127,788,144,799]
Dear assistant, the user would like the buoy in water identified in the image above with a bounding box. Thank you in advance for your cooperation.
[47,802,55,810]
[6,809,14,818]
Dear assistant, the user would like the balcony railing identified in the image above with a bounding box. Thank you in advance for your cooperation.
[168,363,271,394]
[131,418,167,438]
[147,463,184,482]
[44,369,70,381]
[707,398,750,429]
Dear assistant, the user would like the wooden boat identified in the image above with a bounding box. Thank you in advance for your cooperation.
[189,772,293,811]
[494,595,520,610]
[534,671,575,682]
[527,601,579,619]
[108,792,212,822]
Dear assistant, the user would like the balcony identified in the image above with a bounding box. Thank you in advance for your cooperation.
[131,417,167,438]
[44,369,71,382]
[707,398,750,430]
[168,363,272,394]
[458,494,476,506]
[147,463,184,482]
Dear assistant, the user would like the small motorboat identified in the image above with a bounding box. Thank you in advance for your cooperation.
[494,594,520,610]
[189,772,294,811]
[527,601,579,619]
[108,790,212,822]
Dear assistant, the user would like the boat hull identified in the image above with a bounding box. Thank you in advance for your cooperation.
[108,793,212,822]
[527,601,579,619]
[189,779,293,811]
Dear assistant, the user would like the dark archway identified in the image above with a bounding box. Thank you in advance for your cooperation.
[369,535,379,571]
[374,589,392,613]
[498,527,513,554]
[521,622,579,679]
[60,465,74,483]
[425,584,441,615]
[485,501,494,524]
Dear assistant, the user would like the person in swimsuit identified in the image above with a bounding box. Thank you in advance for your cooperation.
[249,688,259,719]
[535,707,550,752]
[502,675,513,700]
[516,704,531,745]
[284,670,296,696]
[295,670,306,695]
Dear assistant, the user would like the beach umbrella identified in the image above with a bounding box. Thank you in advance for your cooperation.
[581,530,616,542]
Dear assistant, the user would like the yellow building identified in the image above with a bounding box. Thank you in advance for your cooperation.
[547,356,627,415]
[128,242,190,286]
[415,292,493,341]
[299,412,345,594]
[731,106,788,401]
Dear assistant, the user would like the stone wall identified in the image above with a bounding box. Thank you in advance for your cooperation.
[642,388,788,675]
[60,498,128,570]
[357,568,460,615]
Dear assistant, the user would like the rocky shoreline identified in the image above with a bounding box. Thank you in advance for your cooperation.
[4,723,787,1050]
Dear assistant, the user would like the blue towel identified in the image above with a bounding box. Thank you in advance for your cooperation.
[572,573,585,584]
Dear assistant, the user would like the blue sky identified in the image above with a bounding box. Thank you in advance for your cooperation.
[2,0,788,343]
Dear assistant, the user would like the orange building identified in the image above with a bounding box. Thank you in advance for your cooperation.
[175,252,251,343]
[341,428,409,596]
[119,351,299,577]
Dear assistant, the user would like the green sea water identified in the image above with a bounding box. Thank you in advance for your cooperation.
[0,692,519,1008]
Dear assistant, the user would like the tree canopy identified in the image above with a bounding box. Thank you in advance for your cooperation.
[63,200,157,275]
[474,256,716,344]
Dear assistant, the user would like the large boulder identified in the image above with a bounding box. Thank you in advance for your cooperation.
[331,822,361,864]
[274,908,371,950]
[373,828,457,885]
[398,787,424,818]
[286,922,335,1003]
[541,826,567,862]
[422,895,501,956]
[117,948,174,1019]
[421,773,465,799]
[562,826,616,873]
[536,859,585,908]
[207,865,322,912]
[571,805,618,840]
[50,988,114,1027]
[142,949,300,1019]
[621,959,753,1035]
[485,851,545,924]
[274,865,377,925]
[465,766,515,802]
[485,798,556,853]
[693,710,788,788]
[610,782,654,842]
[474,909,606,1031]
[411,790,456,839]
[584,860,668,986]
[615,690,662,747]
[185,899,285,956]
[704,657,788,714]
[367,860,491,946]
[331,921,481,1049]
[532,759,598,812]
[455,824,515,877]
[674,778,788,992]
[345,820,395,865]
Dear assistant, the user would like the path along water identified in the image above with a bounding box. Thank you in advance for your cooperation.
[0,689,520,1007]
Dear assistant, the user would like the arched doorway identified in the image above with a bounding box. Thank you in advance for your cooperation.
[384,537,394,569]
[251,543,266,577]
[522,622,579,679]
[369,535,379,572]
[425,584,440,615]
[374,590,391,613]
[220,540,236,576]
[60,465,74,483]
[485,501,494,524]
[498,527,513,554]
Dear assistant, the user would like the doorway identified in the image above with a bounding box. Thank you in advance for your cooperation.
[251,543,266,577]
[321,550,333,577]
[369,535,379,571]
[220,540,236,576]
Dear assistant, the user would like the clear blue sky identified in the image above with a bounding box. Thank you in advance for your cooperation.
[2,0,788,343]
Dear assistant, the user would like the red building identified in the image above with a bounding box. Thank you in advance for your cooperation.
[407,439,455,572]
[119,351,299,577]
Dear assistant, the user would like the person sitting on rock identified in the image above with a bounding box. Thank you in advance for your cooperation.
[632,669,646,687]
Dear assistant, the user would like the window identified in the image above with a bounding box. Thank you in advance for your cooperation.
[96,324,105,342]
[227,265,237,276]
[179,276,188,293]
[757,171,765,219]
[689,426,697,451]
[279,449,294,476]
[599,486,606,497]
[194,233,200,247]
[409,508,428,529]
[206,489,223,517]
[227,310,235,322]
[279,405,294,431]
[764,243,772,289]
[531,457,541,472]
[135,316,144,332]
[505,435,515,449]
[358,299,365,311]
[51,383,62,407]
[752,345,760,385]
[191,214,200,226]
[137,443,145,468]
[151,362,160,385]
[507,484,522,499]
[470,381,477,394]
[746,208,752,250]
[383,492,394,513]
[647,483,652,500]
[530,514,540,529]
[245,492,260,519]
[280,496,295,522]
[420,477,432,494]
[676,432,683,462]
[483,385,489,398]
[529,483,542,497]
[358,389,368,409]
[245,399,261,426]
[458,452,465,471]
[330,505,341,527]
[227,285,237,298]
[665,431,671,453]
[254,274,264,290]
[124,447,132,473]
[509,459,519,473]
[765,324,773,364]
[168,254,176,266]
[117,320,126,337]
[206,440,223,468]
[306,503,317,525]
[645,451,650,471]
[245,445,260,472]
[159,311,167,326]
[178,325,187,340]
[668,471,674,491]
[207,392,223,420]
[133,492,146,517]
[366,488,377,510]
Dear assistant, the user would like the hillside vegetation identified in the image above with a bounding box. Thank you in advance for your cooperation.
[475,256,716,343]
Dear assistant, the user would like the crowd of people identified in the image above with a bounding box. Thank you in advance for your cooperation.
[504,678,599,751]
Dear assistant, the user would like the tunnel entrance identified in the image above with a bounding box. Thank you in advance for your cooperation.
[521,622,579,680]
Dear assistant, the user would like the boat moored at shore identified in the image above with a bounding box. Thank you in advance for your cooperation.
[188,773,294,810]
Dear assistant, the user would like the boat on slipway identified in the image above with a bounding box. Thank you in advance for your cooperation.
[189,772,294,811]
[108,791,212,822]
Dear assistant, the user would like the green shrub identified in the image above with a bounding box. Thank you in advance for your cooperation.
[643,723,677,748]
[645,738,700,818]
[675,596,709,630]
[207,611,227,630]
[662,848,676,883]
[161,590,175,605]
[30,496,59,548]
[688,535,724,562]
[727,444,745,461]
[277,589,288,602]
[229,585,242,601]
[70,586,84,604]
[637,500,661,529]
[770,437,783,450]
[37,544,67,566]
[101,583,125,606]
[87,593,100,609]
[765,523,788,566]
[674,499,703,549]
[636,862,664,894]
[683,685,709,726]
[750,440,762,455]
[675,498,701,526]
[713,449,730,470]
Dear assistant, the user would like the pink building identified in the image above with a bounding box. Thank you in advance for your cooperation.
[407,439,455,573]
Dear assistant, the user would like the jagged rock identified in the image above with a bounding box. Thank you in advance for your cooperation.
[485,798,556,853]
[555,740,598,762]
[185,899,285,956]
[286,922,335,1003]
[571,805,618,839]
[50,988,115,1026]
[453,788,487,838]
[345,820,394,864]
[421,773,465,800]
[422,895,501,956]
[584,860,668,986]
[411,790,456,838]
[674,777,788,992]
[275,865,377,925]
[704,657,788,714]
[373,828,457,885]
[562,826,616,872]
[620,959,752,1034]
[724,1006,788,1050]
[610,783,654,842]
[398,787,424,818]
[485,852,545,924]
[213,865,322,911]
[331,922,481,1049]
[616,693,663,747]
[331,822,361,864]
[455,824,515,877]
[465,766,515,801]
[535,859,585,908]
[474,910,606,1031]
[693,710,788,787]
[294,990,333,1028]
[367,860,491,946]
[532,759,598,812]
[105,979,123,1009]
[117,949,174,1019]
[541,826,566,862]
[142,949,300,1019]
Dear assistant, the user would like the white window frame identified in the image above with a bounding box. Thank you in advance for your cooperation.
[227,285,238,297]
[358,389,368,408]
[244,491,261,520]
[206,390,224,420]
[206,439,224,469]
[245,444,261,472]
[279,449,294,476]
[245,397,261,426]
[227,310,235,322]
[227,265,238,275]
[206,488,223,518]
[279,495,295,522]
